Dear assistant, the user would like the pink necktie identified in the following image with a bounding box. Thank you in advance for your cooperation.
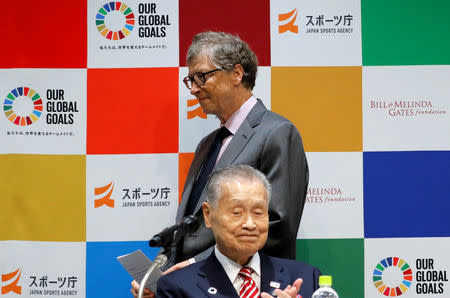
[239,266,260,298]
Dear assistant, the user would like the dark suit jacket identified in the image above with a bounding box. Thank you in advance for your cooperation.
[157,252,321,298]
[168,100,308,267]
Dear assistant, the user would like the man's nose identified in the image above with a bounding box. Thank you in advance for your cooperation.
[190,82,201,95]
[242,214,256,229]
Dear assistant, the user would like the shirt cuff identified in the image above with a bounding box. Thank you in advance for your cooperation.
[188,258,196,264]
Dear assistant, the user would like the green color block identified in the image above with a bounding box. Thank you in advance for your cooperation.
[124,8,132,15]
[401,263,410,271]
[297,239,364,298]
[4,105,12,111]
[32,93,40,101]
[373,275,382,282]
[99,8,107,15]
[96,20,105,26]
[362,0,450,65]
[376,264,385,271]
[7,94,15,101]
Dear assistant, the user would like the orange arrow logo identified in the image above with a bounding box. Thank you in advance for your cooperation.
[94,182,115,208]
[1,268,22,294]
[279,9,299,33]
[187,99,207,119]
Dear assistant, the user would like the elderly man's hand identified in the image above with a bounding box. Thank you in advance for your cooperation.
[130,260,192,297]
[162,260,191,275]
[130,280,154,298]
[261,278,303,298]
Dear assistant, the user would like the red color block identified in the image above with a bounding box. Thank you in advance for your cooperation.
[179,0,270,66]
[0,0,87,68]
[87,68,179,154]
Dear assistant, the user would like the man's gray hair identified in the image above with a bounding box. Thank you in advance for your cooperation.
[186,31,258,90]
[206,165,271,208]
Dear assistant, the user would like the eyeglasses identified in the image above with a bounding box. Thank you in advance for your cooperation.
[183,68,222,90]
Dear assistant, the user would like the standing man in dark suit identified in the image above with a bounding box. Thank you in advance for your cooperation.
[131,31,308,296]
[172,31,309,267]
[157,165,320,298]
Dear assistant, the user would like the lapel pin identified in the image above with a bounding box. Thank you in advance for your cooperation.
[270,281,280,289]
[208,287,217,294]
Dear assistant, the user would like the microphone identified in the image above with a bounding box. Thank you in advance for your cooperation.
[149,215,200,248]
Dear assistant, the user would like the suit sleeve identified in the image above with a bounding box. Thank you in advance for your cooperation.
[260,121,308,259]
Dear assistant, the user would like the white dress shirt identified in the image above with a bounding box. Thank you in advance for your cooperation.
[215,95,258,164]
[214,245,261,295]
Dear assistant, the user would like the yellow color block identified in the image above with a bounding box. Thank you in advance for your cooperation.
[400,284,408,292]
[0,154,86,241]
[272,67,362,152]
[28,89,36,98]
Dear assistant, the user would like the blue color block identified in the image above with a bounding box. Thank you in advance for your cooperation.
[387,257,392,266]
[103,4,111,12]
[11,88,18,97]
[86,241,160,298]
[364,151,450,238]
[380,259,388,268]
[96,13,105,20]
[18,87,23,96]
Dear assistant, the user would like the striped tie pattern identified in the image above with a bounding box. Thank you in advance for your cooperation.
[239,266,260,298]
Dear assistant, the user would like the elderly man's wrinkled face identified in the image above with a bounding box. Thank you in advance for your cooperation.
[187,55,235,121]
[203,179,269,265]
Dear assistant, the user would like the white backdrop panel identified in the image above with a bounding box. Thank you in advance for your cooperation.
[86,153,178,241]
[298,152,364,238]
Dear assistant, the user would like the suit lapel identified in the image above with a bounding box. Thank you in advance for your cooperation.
[196,253,239,297]
[191,100,267,215]
[260,253,288,296]
[187,99,267,214]
[215,100,266,170]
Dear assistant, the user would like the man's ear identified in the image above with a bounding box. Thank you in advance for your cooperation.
[202,202,212,228]
[232,64,244,86]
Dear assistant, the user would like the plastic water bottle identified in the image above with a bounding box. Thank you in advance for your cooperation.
[311,275,339,298]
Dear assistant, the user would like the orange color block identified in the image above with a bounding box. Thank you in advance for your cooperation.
[272,67,362,152]
[179,153,195,204]
[87,68,178,154]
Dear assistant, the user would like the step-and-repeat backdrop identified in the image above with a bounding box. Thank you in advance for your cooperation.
[1,1,449,297]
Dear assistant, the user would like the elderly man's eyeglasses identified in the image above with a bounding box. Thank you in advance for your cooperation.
[183,68,222,90]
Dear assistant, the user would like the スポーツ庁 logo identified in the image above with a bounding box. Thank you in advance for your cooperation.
[94,182,115,208]
[278,9,298,34]
[187,99,206,119]
[1,268,22,294]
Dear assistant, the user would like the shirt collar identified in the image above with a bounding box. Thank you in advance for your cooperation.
[214,245,261,283]
[222,95,258,135]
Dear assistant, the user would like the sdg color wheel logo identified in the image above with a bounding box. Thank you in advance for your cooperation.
[373,257,413,296]
[3,87,43,126]
[96,2,135,40]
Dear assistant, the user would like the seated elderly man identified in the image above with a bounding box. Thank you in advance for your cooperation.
[156,165,321,298]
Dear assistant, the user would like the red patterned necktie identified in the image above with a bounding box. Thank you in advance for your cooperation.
[239,266,260,298]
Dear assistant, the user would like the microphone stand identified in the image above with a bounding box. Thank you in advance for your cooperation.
[137,253,167,298]
[138,216,200,298]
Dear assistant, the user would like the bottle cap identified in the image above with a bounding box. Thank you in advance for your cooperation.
[319,275,332,286]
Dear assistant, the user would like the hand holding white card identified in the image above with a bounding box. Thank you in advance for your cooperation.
[117,250,162,293]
